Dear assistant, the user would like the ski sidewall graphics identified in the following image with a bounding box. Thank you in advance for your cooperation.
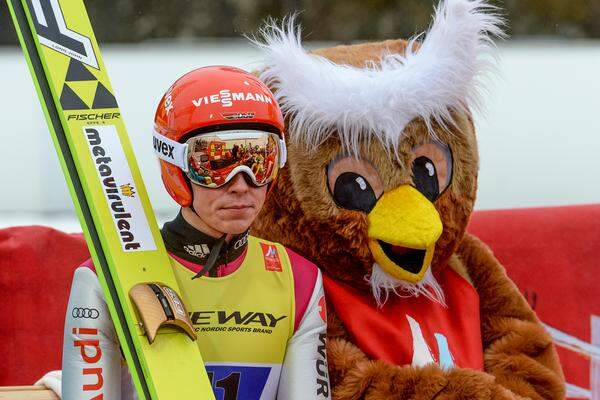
[6,0,215,398]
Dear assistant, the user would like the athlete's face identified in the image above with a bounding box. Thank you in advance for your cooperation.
[189,173,267,236]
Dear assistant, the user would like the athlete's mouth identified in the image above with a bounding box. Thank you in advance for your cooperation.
[222,204,253,210]
[377,241,426,274]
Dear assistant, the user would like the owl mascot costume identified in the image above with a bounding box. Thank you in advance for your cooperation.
[251,0,566,398]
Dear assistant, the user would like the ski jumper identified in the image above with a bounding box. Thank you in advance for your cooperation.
[61,214,329,400]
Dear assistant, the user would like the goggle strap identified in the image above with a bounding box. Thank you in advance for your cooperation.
[153,130,189,172]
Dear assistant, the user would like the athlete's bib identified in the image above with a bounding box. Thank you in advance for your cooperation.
[171,236,295,400]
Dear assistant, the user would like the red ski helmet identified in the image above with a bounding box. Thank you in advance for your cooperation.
[154,66,285,207]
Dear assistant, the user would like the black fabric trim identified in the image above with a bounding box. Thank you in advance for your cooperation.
[161,211,249,276]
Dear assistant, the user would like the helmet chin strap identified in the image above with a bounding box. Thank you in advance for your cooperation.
[185,174,262,279]
[191,232,227,280]
[183,204,230,279]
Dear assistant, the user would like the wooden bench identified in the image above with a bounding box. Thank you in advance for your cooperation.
[0,386,58,399]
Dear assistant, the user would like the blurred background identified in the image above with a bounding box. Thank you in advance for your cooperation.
[0,0,599,231]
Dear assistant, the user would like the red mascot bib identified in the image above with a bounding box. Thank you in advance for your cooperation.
[323,267,484,370]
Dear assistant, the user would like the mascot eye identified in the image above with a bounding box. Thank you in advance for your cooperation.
[327,156,384,213]
[412,157,439,202]
[411,141,453,202]
[333,172,376,212]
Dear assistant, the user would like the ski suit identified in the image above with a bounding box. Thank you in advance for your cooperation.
[60,213,330,400]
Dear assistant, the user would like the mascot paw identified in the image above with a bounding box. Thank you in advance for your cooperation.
[368,362,447,400]
[328,338,370,388]
[333,360,447,400]
[434,368,521,400]
[331,355,526,400]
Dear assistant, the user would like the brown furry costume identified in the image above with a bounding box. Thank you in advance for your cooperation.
[252,1,565,398]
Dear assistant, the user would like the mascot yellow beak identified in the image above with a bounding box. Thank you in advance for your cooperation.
[367,185,443,283]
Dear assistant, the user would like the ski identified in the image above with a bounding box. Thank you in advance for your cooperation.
[6,0,214,398]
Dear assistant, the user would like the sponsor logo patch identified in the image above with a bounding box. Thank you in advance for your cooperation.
[119,183,135,198]
[192,89,273,109]
[71,307,100,319]
[59,59,118,110]
[153,136,175,160]
[318,296,327,323]
[260,243,282,272]
[189,310,287,335]
[67,112,120,121]
[316,332,330,398]
[163,287,186,318]
[28,0,99,68]
[164,86,174,115]
[222,111,255,120]
[233,231,249,250]
[84,125,156,252]
[71,327,104,394]
[184,244,210,258]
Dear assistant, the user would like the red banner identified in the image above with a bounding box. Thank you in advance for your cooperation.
[469,204,600,399]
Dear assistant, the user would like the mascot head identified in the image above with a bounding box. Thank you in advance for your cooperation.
[252,0,504,305]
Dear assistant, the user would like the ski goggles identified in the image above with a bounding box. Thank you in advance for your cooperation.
[153,129,287,188]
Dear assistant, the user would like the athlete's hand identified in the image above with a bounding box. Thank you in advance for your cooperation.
[35,370,62,398]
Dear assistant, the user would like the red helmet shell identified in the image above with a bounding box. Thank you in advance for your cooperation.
[154,66,285,206]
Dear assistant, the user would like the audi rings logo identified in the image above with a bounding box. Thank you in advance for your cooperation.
[72,307,100,319]
[234,232,249,250]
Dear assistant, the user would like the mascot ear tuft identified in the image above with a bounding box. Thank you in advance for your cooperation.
[250,0,505,157]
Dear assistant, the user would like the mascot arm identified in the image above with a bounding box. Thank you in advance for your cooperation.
[458,233,565,399]
[325,251,564,400]
[327,322,519,400]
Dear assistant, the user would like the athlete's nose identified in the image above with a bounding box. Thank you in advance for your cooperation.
[226,173,250,194]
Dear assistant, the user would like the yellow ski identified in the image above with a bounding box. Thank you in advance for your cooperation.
[6,0,215,398]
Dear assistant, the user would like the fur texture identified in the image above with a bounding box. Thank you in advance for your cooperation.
[253,0,504,158]
[368,264,446,308]
[252,0,565,398]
